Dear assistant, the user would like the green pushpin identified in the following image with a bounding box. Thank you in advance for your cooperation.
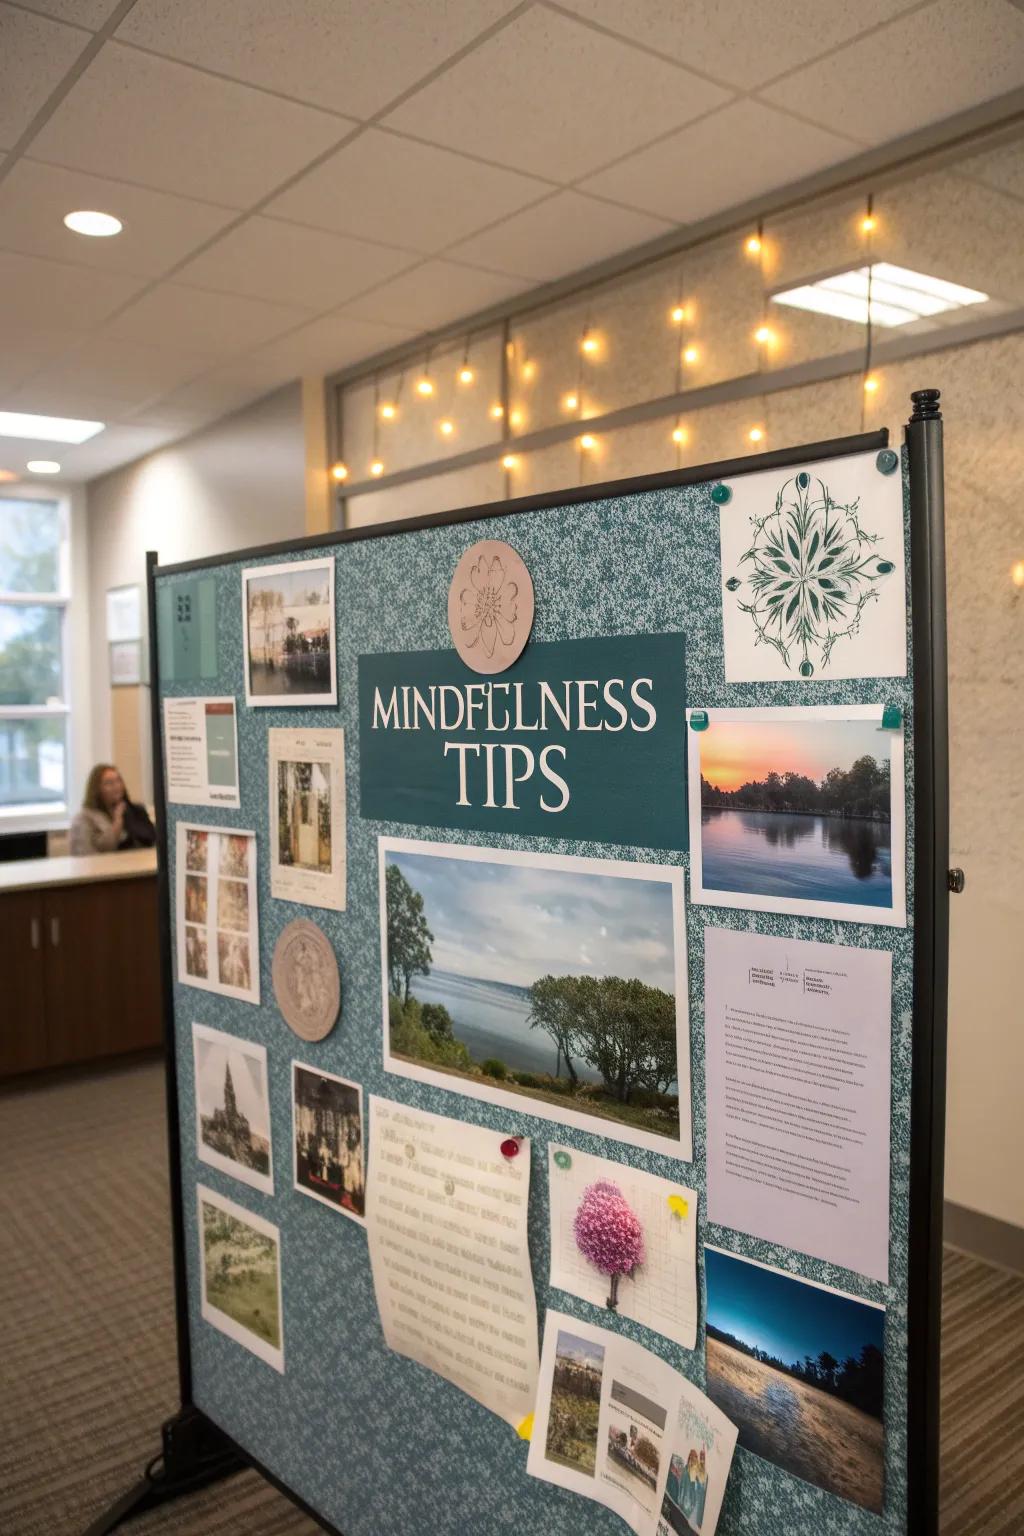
[881,704,903,729]
[876,449,899,476]
[690,710,709,732]
[710,483,732,505]
[553,1150,572,1170]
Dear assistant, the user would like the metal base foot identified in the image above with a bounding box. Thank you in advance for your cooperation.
[83,1407,245,1535]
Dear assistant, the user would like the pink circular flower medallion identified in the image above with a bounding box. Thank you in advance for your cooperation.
[447,539,535,674]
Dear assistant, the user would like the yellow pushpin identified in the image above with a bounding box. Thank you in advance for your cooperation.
[667,1194,689,1219]
[517,1412,534,1441]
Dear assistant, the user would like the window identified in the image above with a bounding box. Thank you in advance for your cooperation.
[0,497,70,820]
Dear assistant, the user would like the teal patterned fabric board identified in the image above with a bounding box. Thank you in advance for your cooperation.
[158,447,914,1536]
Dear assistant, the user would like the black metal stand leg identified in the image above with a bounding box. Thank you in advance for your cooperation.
[83,1407,246,1535]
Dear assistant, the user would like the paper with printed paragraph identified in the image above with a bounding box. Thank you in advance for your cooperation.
[366,1096,538,1428]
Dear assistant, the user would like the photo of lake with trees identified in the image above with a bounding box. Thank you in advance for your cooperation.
[697,716,895,910]
[382,844,685,1146]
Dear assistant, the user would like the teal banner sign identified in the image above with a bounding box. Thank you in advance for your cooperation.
[358,633,687,850]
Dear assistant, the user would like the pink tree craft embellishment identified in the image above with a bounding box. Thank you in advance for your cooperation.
[573,1180,646,1311]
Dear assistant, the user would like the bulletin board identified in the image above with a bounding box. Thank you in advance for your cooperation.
[130,396,948,1536]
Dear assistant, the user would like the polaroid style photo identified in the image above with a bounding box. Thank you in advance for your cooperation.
[193,1023,273,1195]
[687,704,906,926]
[380,837,692,1161]
[292,1062,365,1223]
[242,557,336,707]
[197,1184,284,1372]
[269,728,346,912]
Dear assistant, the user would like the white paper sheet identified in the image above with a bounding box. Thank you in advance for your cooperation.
[269,727,346,910]
[176,823,260,1004]
[705,926,892,1283]
[366,1096,538,1429]
[548,1145,697,1351]
[718,450,907,684]
[164,697,240,809]
[528,1310,737,1536]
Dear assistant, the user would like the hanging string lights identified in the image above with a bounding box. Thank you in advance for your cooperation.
[861,193,878,428]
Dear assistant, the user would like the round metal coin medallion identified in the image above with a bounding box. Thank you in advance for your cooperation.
[447,538,535,674]
[272,918,340,1041]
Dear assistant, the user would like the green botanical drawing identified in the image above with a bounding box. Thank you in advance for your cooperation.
[725,470,895,677]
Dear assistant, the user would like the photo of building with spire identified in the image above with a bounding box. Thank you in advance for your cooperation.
[193,1024,274,1194]
[202,1060,270,1176]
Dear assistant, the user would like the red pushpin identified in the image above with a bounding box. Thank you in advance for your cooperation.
[500,1137,521,1159]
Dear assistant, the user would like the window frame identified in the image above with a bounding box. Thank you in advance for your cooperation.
[0,485,73,832]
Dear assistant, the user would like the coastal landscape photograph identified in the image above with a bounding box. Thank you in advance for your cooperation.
[692,710,902,919]
[380,840,688,1152]
[244,559,335,704]
[704,1247,885,1514]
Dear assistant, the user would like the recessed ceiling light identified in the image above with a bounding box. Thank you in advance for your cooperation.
[0,469,18,483]
[64,209,122,238]
[0,411,104,444]
[771,263,988,327]
[27,460,61,475]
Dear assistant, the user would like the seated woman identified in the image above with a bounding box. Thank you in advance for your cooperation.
[70,764,156,855]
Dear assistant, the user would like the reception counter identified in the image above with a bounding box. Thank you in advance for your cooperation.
[0,848,162,1079]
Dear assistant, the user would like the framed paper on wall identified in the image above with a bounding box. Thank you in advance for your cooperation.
[242,557,337,707]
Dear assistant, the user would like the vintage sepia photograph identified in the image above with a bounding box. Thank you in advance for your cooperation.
[688,705,906,926]
[243,558,336,707]
[269,728,347,912]
[193,1023,273,1195]
[184,924,208,980]
[219,833,251,881]
[217,878,250,934]
[292,1063,365,1222]
[217,931,253,994]
[704,1246,885,1514]
[545,1329,605,1477]
[184,873,207,924]
[198,1184,283,1372]
[380,838,691,1159]
[176,824,260,1006]
[185,827,208,872]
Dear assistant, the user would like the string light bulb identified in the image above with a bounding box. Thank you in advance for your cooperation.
[745,233,762,256]
[580,330,600,356]
[748,426,765,444]
[370,459,384,476]
[682,344,700,366]
[490,402,504,419]
[509,408,524,428]
[415,376,434,398]
[563,392,579,412]
[330,461,348,482]
[671,425,688,445]
[1011,559,1024,588]
[502,453,518,470]
[521,360,536,381]
[458,364,475,385]
[579,433,597,451]
[439,418,454,436]
[754,324,774,345]
[861,213,877,235]
[864,374,880,394]
[670,304,686,324]
[379,401,397,420]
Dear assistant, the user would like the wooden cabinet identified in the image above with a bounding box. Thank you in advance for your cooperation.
[0,875,162,1079]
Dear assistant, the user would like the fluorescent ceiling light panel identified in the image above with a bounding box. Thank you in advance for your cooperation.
[771,264,989,327]
[0,412,105,444]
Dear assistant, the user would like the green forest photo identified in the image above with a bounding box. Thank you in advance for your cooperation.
[381,842,686,1148]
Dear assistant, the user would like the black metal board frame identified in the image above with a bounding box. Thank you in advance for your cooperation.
[84,399,949,1536]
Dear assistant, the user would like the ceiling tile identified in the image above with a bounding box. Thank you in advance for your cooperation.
[581,99,861,222]
[265,128,550,252]
[108,282,314,354]
[760,0,1024,146]
[26,337,221,402]
[0,249,146,333]
[174,216,417,310]
[146,359,300,419]
[0,4,91,148]
[341,259,530,330]
[30,42,353,206]
[446,190,674,280]
[382,7,733,181]
[116,0,521,118]
[958,137,1024,202]
[250,313,418,378]
[15,0,124,28]
[0,159,236,275]
[555,0,921,91]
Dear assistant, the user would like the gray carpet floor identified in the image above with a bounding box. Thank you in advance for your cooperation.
[1,1059,1021,1536]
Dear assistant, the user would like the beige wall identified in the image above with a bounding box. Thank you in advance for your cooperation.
[86,383,306,800]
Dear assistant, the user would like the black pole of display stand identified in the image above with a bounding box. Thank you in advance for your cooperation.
[905,389,951,1536]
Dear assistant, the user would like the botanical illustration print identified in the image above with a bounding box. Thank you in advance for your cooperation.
[458,551,521,660]
[725,471,897,678]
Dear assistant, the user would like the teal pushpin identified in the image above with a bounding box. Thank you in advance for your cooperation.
[876,449,899,476]
[689,710,709,732]
[881,704,903,729]
[710,483,732,505]
[553,1150,572,1170]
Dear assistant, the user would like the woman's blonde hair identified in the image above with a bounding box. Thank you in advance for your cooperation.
[82,763,127,812]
